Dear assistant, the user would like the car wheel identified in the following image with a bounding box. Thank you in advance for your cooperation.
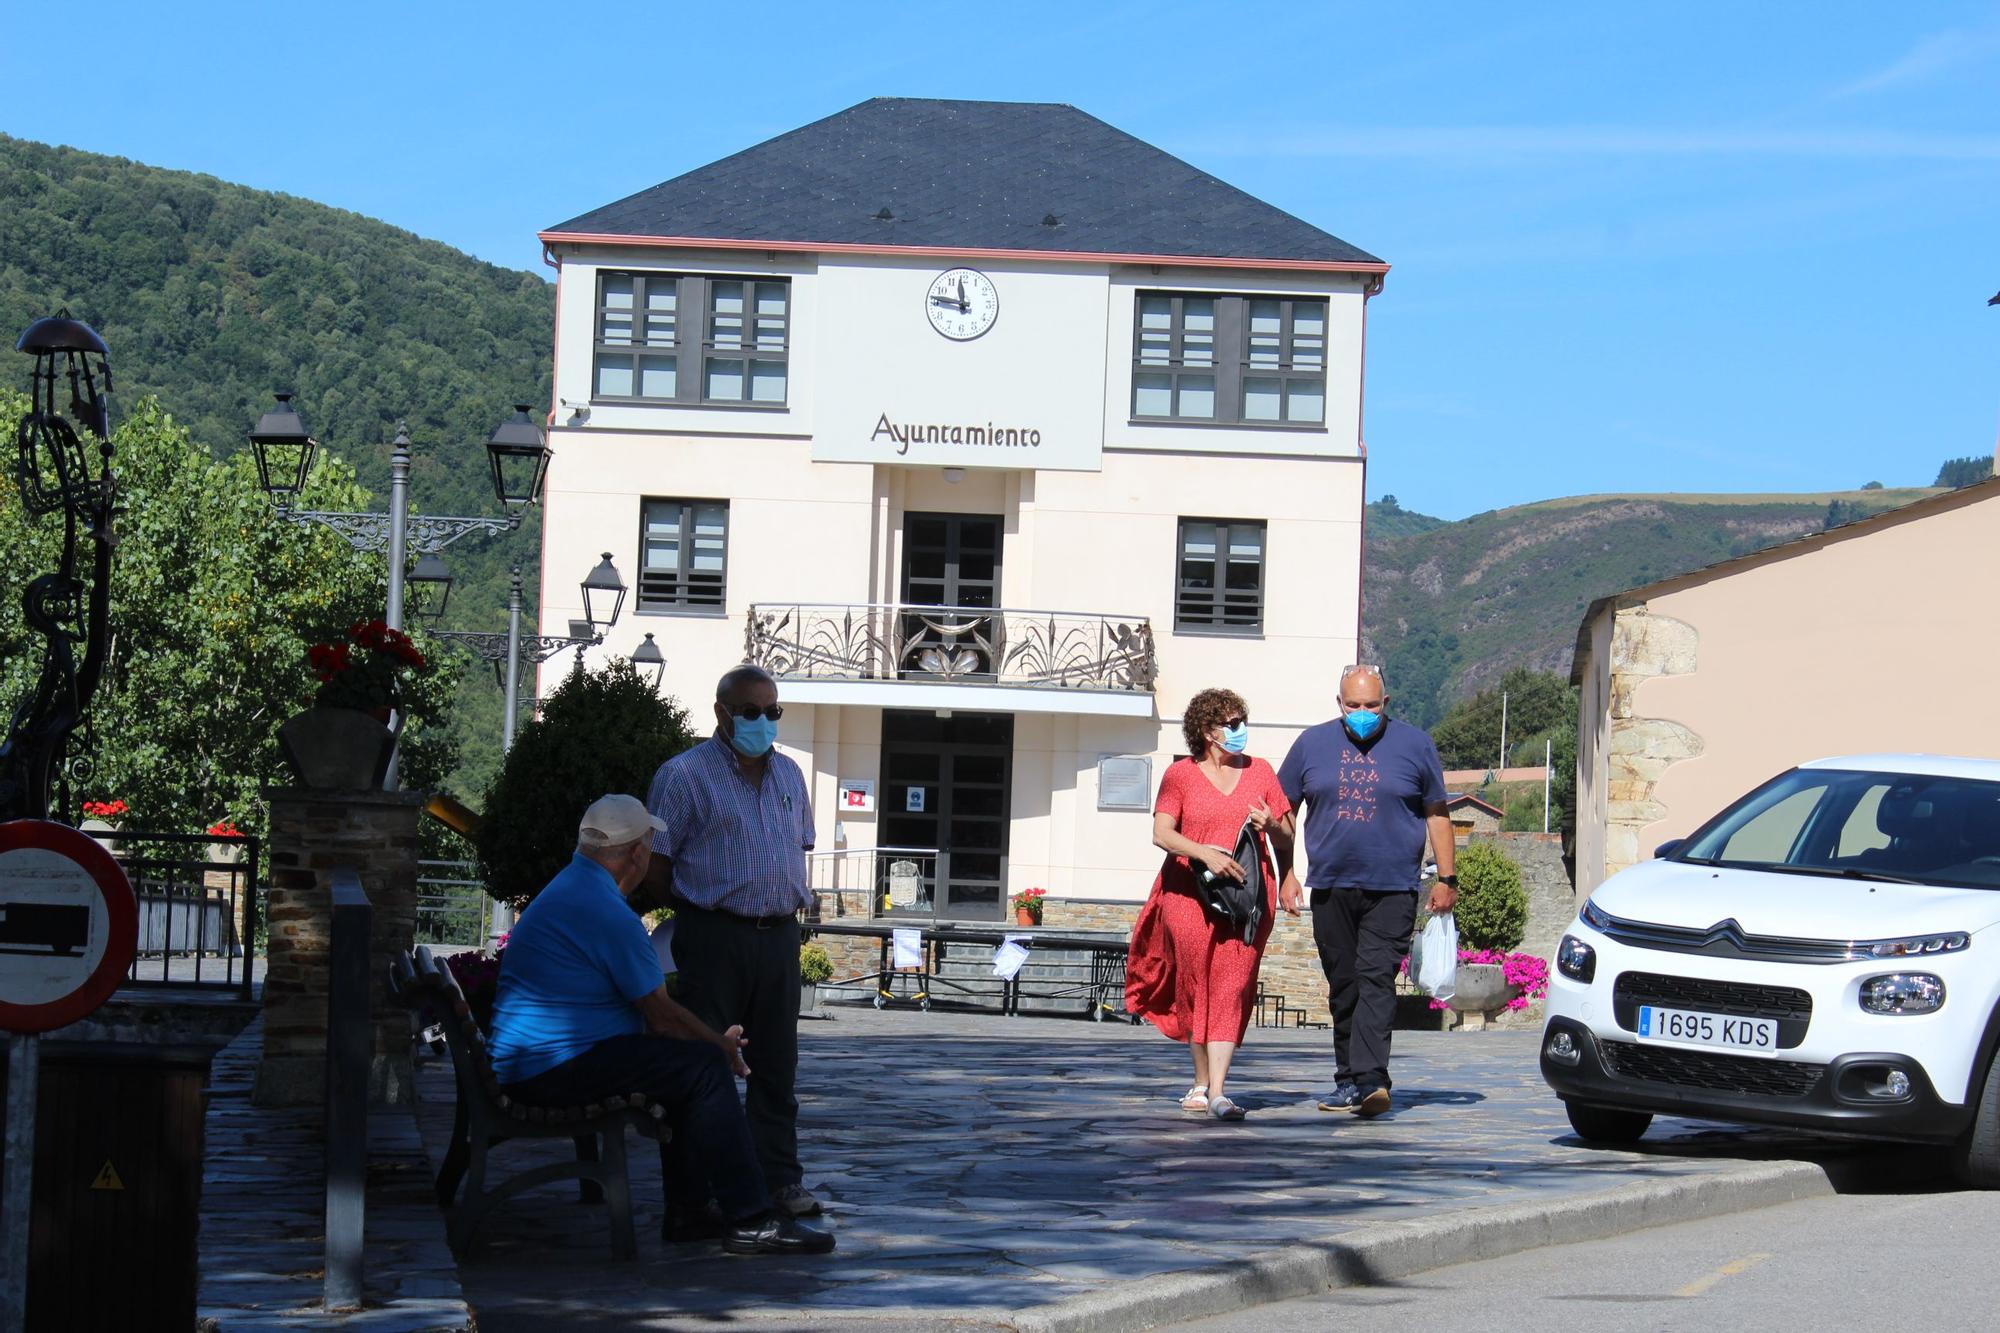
[1952,1046,2000,1187]
[1565,1100,1653,1144]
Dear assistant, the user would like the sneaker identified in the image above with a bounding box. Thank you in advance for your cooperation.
[1209,1094,1247,1121]
[1354,1086,1392,1119]
[1316,1081,1362,1112]
[723,1211,836,1256]
[772,1183,825,1217]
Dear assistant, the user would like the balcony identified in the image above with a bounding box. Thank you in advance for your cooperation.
[744,603,1157,716]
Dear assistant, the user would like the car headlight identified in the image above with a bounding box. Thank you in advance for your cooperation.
[1860,933,1969,959]
[1858,973,1946,1015]
[1579,897,1612,931]
[1556,934,1597,982]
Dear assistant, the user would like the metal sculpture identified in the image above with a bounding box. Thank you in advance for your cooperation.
[0,314,119,822]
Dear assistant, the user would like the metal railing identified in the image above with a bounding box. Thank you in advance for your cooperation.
[807,846,942,922]
[87,830,260,1000]
[746,602,1157,692]
[416,859,496,948]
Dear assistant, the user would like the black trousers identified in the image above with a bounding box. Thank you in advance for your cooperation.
[1310,887,1418,1092]
[502,1032,769,1223]
[671,907,803,1192]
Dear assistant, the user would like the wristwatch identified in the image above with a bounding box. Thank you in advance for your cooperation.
[1438,874,1458,888]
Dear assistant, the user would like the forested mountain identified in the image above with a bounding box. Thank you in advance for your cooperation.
[1362,486,1939,727]
[0,133,555,800]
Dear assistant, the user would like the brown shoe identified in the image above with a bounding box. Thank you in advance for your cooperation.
[1355,1087,1391,1119]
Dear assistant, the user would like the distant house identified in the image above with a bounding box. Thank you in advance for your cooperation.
[1570,475,2000,894]
[1445,792,1504,837]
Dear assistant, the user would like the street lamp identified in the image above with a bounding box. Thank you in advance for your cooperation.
[631,633,666,691]
[247,395,552,786]
[406,553,454,626]
[580,552,627,632]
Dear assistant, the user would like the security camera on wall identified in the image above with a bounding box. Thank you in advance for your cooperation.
[559,398,591,426]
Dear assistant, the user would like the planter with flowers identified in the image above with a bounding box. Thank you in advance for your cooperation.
[278,620,430,789]
[206,818,246,865]
[80,799,128,852]
[443,941,507,1033]
[1011,886,1047,927]
[800,941,834,1016]
[1402,843,1549,1025]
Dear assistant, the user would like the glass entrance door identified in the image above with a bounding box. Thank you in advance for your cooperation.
[878,710,1013,921]
[899,512,1002,679]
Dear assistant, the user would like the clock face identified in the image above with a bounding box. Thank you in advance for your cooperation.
[924,268,999,341]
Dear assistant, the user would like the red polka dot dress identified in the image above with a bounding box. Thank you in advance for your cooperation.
[1126,755,1290,1045]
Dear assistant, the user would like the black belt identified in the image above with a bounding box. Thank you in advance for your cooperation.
[676,902,799,930]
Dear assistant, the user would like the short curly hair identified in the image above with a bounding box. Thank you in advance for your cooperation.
[1181,687,1248,758]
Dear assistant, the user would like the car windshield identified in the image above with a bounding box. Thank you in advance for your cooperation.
[1674,767,2000,890]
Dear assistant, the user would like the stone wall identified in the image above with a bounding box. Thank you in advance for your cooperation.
[1603,607,1703,879]
[255,786,423,1107]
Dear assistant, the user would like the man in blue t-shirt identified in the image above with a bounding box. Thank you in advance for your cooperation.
[487,794,833,1255]
[1278,666,1458,1119]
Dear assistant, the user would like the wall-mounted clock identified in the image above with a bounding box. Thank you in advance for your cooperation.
[924,268,999,341]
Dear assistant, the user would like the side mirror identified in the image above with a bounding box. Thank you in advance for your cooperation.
[1653,839,1684,860]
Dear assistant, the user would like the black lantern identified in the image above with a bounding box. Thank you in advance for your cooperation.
[485,403,552,510]
[580,553,626,631]
[249,392,317,504]
[631,632,665,689]
[407,552,453,624]
[15,314,112,517]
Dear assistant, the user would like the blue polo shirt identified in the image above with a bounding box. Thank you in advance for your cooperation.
[488,854,663,1084]
[1278,718,1448,892]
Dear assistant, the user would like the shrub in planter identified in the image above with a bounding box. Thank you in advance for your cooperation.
[1452,841,1527,953]
[799,942,833,985]
[476,659,698,909]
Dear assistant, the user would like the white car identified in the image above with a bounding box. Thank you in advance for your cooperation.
[1542,754,2000,1184]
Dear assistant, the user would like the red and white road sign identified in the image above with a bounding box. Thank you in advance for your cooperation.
[0,819,137,1033]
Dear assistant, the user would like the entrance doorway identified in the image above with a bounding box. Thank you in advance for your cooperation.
[878,710,1013,921]
[900,512,1002,679]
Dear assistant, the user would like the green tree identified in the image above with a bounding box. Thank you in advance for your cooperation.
[1861,480,1884,490]
[1935,456,1994,489]
[1430,668,1575,771]
[1453,842,1527,952]
[0,391,463,835]
[475,659,698,906]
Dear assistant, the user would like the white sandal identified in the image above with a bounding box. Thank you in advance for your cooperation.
[1179,1084,1210,1112]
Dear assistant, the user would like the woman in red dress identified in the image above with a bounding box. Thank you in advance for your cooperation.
[1126,688,1295,1121]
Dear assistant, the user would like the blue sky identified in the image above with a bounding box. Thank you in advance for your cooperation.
[5,2,1997,518]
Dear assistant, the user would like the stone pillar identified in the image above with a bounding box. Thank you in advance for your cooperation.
[253,786,423,1107]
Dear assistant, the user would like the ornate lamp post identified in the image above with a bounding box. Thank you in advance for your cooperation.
[631,633,666,691]
[0,315,119,824]
[247,395,552,784]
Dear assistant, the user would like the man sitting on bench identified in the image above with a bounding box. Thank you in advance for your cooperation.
[488,793,835,1255]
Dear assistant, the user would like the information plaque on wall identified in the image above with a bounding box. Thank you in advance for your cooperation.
[1096,755,1153,812]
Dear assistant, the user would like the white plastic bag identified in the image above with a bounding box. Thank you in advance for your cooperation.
[1414,911,1458,1001]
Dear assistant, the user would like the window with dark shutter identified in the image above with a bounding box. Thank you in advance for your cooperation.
[1175,518,1265,633]
[639,499,728,612]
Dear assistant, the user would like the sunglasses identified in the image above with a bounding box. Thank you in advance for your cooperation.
[726,703,784,721]
[1221,716,1247,729]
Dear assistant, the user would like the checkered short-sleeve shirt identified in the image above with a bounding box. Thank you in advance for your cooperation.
[647,734,815,917]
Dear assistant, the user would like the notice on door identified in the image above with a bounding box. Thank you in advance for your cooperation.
[906,787,927,813]
[839,778,876,813]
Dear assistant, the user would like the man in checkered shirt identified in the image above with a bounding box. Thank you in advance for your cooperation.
[644,664,823,1220]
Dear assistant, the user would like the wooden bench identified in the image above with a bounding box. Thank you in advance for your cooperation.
[388,945,672,1258]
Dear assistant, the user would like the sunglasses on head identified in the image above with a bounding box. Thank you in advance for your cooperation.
[726,703,783,721]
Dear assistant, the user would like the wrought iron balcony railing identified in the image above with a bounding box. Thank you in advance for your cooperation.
[745,603,1157,693]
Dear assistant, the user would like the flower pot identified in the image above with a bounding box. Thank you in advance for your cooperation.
[1448,962,1521,1014]
[1015,908,1040,927]
[278,707,396,790]
[800,982,821,1016]
[79,817,121,856]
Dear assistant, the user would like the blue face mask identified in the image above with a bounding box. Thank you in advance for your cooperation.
[1220,723,1250,754]
[728,716,778,758]
[1343,709,1383,740]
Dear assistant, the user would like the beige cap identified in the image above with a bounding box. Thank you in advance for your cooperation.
[577,794,668,848]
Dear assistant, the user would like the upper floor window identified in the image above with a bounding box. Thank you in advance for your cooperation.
[639,498,729,612]
[1132,292,1326,427]
[1175,518,1265,633]
[594,272,789,407]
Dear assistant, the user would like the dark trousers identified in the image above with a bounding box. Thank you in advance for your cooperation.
[1310,887,1419,1092]
[672,907,803,1192]
[502,1032,769,1223]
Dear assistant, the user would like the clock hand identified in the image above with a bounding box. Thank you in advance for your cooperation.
[930,295,964,309]
[955,277,969,312]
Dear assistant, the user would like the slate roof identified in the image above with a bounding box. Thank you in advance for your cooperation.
[544,98,1382,267]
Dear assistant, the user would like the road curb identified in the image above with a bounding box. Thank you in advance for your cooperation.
[1004,1148,1941,1333]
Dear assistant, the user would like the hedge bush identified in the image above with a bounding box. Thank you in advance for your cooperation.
[1452,841,1528,953]
[476,658,698,905]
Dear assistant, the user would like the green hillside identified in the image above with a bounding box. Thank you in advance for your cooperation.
[1362,487,1938,727]
[0,134,556,802]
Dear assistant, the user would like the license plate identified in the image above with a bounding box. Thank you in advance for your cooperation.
[1636,1005,1779,1055]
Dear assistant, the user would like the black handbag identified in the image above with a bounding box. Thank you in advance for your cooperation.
[1194,819,1266,945]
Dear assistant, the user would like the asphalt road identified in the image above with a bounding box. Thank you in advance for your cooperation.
[1172,1184,2000,1331]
